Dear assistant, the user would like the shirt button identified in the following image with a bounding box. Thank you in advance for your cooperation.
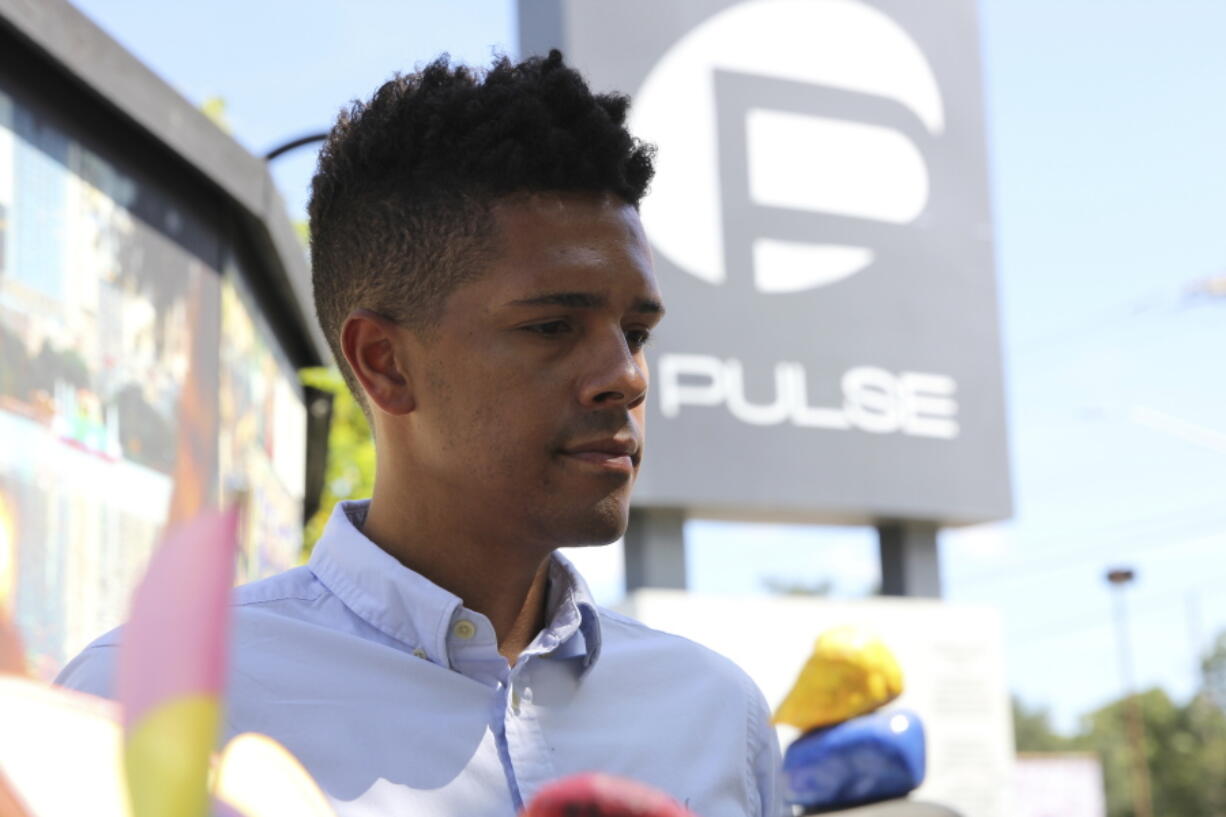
[452,619,477,640]
[412,648,428,659]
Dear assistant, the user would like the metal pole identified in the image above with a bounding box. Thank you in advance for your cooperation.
[1186,592,1216,817]
[263,132,328,162]
[1107,568,1154,817]
[877,521,942,598]
[623,507,687,592]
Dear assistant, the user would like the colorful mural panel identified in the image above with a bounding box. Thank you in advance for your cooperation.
[219,268,306,582]
[0,83,306,679]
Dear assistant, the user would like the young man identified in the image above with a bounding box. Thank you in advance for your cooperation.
[58,51,783,817]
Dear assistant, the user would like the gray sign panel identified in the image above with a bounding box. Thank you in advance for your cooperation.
[520,0,1011,526]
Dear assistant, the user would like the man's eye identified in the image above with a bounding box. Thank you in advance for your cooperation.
[625,329,652,352]
[525,320,571,337]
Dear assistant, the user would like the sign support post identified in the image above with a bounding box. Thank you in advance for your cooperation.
[624,508,687,591]
[877,521,942,598]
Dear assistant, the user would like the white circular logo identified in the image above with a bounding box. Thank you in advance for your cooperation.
[630,0,945,293]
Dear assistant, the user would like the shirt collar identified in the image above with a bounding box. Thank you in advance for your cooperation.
[307,500,603,675]
[543,550,603,673]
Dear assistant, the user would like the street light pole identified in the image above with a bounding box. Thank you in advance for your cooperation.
[263,132,329,162]
[1106,567,1154,817]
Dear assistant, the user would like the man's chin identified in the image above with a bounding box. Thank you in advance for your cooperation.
[558,496,631,548]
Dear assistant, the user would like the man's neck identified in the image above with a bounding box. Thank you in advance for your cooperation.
[362,483,553,666]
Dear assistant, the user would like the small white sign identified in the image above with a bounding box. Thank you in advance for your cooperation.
[620,591,1015,817]
[1010,754,1106,817]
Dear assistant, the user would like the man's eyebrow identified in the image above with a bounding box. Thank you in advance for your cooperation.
[632,297,666,316]
[505,292,666,316]
[507,292,607,309]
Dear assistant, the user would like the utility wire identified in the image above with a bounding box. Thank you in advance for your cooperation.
[1007,571,1226,647]
[949,524,1226,591]
[946,503,1226,588]
[1010,269,1225,356]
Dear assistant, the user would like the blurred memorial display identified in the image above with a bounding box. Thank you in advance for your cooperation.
[0,0,327,680]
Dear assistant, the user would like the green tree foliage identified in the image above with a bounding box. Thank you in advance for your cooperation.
[1198,632,1226,816]
[1013,633,1226,817]
[293,213,375,555]
[1078,689,1207,817]
[293,220,310,249]
[200,96,232,134]
[299,366,375,555]
[1011,695,1079,753]
[1204,631,1226,712]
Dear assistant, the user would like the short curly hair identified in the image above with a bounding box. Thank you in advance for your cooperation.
[308,50,656,414]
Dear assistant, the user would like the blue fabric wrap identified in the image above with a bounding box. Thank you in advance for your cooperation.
[782,708,926,810]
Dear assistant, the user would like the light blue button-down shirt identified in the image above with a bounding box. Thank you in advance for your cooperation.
[57,500,784,817]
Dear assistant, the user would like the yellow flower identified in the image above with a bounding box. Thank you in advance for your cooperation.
[773,626,904,732]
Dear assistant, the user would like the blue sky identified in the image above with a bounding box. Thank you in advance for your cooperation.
[69,0,1226,731]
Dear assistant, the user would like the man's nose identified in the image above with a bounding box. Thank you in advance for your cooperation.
[578,330,648,410]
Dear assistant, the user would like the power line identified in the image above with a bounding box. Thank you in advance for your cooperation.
[957,489,1226,554]
[1010,268,1226,356]
[1007,570,1226,647]
[950,525,1226,591]
[946,504,1226,588]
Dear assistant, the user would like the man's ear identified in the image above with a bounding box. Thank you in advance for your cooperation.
[340,309,416,416]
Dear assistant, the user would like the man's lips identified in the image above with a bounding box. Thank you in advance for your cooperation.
[560,438,641,471]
